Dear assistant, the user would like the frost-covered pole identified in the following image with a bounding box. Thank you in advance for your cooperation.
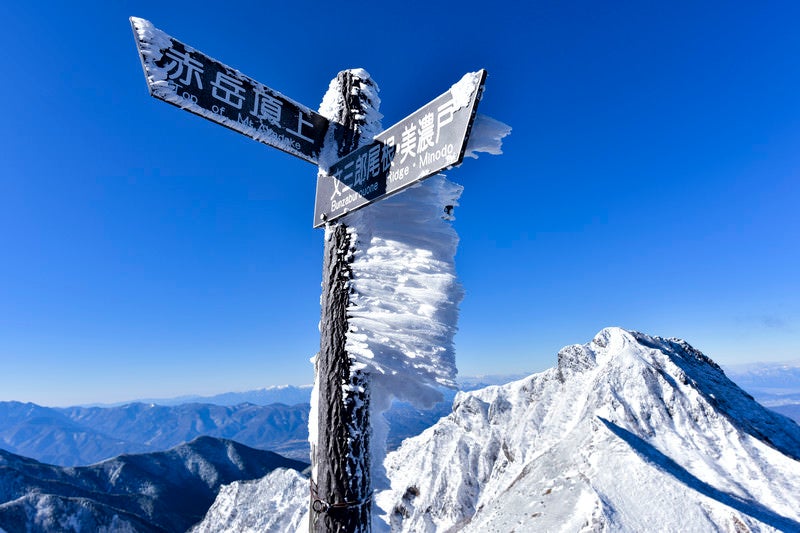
[311,70,378,533]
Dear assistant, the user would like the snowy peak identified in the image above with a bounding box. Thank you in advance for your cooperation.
[558,327,720,380]
[566,327,800,461]
[379,328,800,532]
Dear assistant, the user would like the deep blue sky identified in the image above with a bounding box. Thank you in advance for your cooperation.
[1,2,798,406]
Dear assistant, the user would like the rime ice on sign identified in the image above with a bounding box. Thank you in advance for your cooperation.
[313,71,487,227]
[130,17,330,164]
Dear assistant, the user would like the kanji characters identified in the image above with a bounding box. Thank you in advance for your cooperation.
[251,87,283,124]
[340,161,355,187]
[354,152,369,186]
[436,98,454,142]
[399,124,417,163]
[382,137,396,171]
[164,48,204,89]
[368,144,381,177]
[288,111,315,143]
[211,71,246,109]
[417,112,435,153]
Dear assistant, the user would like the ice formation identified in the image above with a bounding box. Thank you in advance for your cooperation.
[465,114,512,159]
[130,17,325,163]
[309,69,509,530]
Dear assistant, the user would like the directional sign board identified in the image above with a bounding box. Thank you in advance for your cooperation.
[130,17,330,164]
[313,70,487,227]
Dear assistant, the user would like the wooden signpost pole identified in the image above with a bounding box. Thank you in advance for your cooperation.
[310,72,375,533]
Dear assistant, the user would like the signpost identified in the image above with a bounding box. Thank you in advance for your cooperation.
[131,17,490,532]
[313,70,486,227]
[131,17,331,164]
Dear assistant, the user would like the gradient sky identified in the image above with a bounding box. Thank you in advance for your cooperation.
[1,2,798,406]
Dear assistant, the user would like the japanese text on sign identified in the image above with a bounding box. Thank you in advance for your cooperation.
[313,70,486,227]
[132,18,330,164]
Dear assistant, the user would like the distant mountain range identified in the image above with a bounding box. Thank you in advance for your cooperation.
[194,328,800,532]
[0,398,452,467]
[94,384,315,408]
[95,375,526,408]
[1,364,798,470]
[723,360,800,424]
[1,375,531,468]
[0,436,306,532]
[0,401,311,466]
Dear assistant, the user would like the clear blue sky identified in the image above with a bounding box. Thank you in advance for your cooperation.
[1,2,798,406]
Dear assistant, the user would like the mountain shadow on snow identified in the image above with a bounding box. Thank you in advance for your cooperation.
[379,327,800,532]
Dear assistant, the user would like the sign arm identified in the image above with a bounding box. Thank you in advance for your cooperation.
[313,70,487,227]
[130,17,330,165]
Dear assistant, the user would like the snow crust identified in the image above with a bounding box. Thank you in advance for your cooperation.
[378,327,800,531]
[450,71,482,109]
[323,70,466,407]
[201,328,800,531]
[311,69,467,530]
[343,177,464,402]
[305,68,507,530]
[316,68,383,170]
[189,468,308,533]
[309,69,385,488]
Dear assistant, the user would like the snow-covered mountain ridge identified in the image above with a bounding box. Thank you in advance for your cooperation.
[195,328,800,532]
[379,327,800,531]
[0,436,306,532]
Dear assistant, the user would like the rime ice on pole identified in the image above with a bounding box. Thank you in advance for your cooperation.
[130,17,329,164]
[309,69,509,531]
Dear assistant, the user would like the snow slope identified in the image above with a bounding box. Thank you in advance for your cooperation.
[379,327,800,532]
[196,328,800,531]
[0,436,306,532]
[189,468,308,533]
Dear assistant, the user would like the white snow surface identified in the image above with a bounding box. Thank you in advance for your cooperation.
[0,494,140,533]
[189,468,308,533]
[379,327,800,532]
[247,328,800,532]
[449,71,482,109]
[316,68,383,171]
